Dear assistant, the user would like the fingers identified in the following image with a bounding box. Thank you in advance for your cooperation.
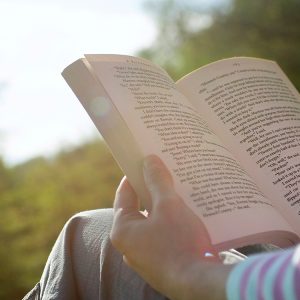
[112,156,176,254]
[111,177,145,252]
[143,155,176,204]
[114,177,139,213]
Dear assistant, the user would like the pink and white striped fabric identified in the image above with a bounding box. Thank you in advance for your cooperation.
[227,245,300,300]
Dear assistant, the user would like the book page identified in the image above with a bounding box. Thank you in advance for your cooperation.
[62,59,150,208]
[84,55,296,248]
[177,57,300,236]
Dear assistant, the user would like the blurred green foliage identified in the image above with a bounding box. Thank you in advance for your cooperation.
[140,0,300,90]
[0,141,122,299]
[1,0,300,298]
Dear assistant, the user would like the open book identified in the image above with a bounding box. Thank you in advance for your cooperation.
[62,55,300,251]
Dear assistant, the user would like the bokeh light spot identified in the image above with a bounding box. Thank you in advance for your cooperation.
[90,96,111,117]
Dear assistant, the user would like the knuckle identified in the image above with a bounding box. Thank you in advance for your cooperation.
[110,225,125,250]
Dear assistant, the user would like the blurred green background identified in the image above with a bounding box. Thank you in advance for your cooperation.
[1,0,300,298]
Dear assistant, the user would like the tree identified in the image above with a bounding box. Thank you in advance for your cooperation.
[0,140,122,299]
[140,0,300,90]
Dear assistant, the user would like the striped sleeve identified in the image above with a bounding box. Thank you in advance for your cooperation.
[226,245,300,300]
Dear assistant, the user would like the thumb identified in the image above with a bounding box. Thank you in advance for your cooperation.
[143,155,176,205]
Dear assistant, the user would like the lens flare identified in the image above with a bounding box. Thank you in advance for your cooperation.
[90,96,110,117]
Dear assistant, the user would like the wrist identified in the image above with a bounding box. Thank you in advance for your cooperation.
[169,258,233,300]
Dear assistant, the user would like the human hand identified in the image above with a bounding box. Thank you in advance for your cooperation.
[110,155,230,300]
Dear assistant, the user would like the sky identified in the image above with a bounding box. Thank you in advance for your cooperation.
[0,0,218,165]
[0,0,157,165]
